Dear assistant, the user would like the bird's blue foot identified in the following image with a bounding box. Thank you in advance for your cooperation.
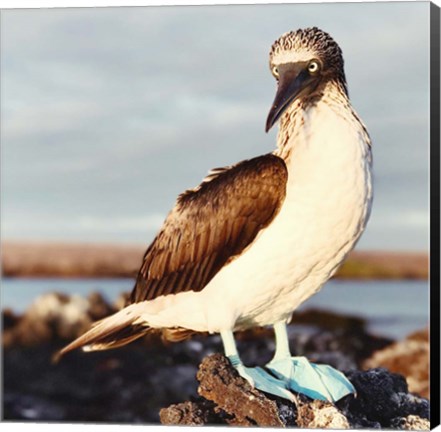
[234,362,297,402]
[221,330,296,402]
[266,356,356,402]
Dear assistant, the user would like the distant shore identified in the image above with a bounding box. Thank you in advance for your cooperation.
[1,241,428,280]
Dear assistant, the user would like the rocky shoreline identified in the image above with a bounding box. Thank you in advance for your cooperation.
[3,291,430,428]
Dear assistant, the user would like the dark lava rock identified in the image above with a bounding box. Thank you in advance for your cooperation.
[160,355,430,429]
[169,353,352,428]
[3,308,19,329]
[159,400,220,425]
[344,368,430,428]
[196,353,286,427]
[3,342,200,424]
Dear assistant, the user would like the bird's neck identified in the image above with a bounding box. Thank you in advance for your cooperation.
[274,79,367,162]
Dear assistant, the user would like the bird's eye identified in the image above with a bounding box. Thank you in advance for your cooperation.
[272,66,279,78]
[308,60,320,74]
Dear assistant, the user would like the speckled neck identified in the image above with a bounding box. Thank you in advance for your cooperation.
[273,79,367,162]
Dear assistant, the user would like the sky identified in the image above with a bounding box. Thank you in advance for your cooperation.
[1,2,430,251]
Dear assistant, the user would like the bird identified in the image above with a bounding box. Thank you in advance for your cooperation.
[57,27,373,403]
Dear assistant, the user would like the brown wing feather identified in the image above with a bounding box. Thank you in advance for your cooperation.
[130,153,288,304]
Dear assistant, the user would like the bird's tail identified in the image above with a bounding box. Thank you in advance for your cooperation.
[53,303,150,363]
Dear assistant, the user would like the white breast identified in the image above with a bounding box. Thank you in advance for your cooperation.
[137,100,373,335]
[200,100,373,332]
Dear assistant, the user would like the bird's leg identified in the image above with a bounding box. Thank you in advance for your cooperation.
[220,330,296,402]
[265,321,356,403]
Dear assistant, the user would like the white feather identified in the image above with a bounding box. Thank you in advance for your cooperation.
[132,88,373,335]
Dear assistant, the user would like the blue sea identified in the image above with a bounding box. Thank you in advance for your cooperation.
[1,278,429,341]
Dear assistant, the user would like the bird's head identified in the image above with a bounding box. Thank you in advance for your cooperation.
[266,27,347,132]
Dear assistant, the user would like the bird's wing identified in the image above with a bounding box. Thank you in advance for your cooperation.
[130,153,288,303]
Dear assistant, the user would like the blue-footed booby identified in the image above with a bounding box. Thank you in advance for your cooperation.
[58,27,373,403]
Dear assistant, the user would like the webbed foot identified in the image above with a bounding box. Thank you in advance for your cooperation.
[221,330,296,402]
[266,356,355,402]
[234,362,297,402]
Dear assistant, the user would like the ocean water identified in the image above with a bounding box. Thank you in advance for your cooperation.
[1,278,429,340]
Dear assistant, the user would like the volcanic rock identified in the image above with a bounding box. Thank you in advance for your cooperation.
[363,328,429,398]
[160,354,430,429]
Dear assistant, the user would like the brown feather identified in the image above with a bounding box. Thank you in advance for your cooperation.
[130,154,288,304]
[53,304,148,363]
[58,154,288,359]
[161,327,199,342]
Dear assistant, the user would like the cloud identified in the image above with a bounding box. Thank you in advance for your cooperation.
[371,209,429,229]
[1,3,430,250]
[2,210,165,243]
[78,214,165,232]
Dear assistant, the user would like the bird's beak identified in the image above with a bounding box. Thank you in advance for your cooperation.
[265,62,318,132]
